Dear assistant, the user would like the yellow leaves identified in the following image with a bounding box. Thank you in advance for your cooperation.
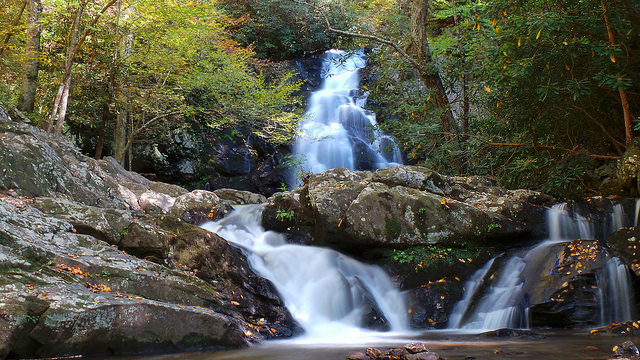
[491,18,497,27]
[536,29,542,39]
[518,38,521,47]
[610,55,616,63]
[496,101,503,109]
[613,345,620,352]
[230,300,241,306]
[590,329,599,334]
[441,198,450,209]
[86,282,111,293]
[565,65,571,71]
[362,85,368,90]
[485,86,491,93]
[561,281,569,288]
[54,263,88,277]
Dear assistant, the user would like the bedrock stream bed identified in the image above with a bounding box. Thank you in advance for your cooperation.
[114,330,636,360]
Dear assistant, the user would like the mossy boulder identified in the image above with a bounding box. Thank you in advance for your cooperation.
[263,167,547,248]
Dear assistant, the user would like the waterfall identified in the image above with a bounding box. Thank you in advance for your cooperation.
[290,50,402,186]
[599,257,635,324]
[201,205,408,339]
[448,202,635,331]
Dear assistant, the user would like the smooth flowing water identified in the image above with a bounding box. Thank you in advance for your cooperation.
[290,50,401,186]
[449,203,636,331]
[200,205,408,340]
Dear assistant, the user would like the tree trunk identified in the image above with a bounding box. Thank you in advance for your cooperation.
[47,0,119,133]
[113,107,128,164]
[17,0,42,114]
[601,0,634,147]
[410,0,457,134]
[47,0,86,133]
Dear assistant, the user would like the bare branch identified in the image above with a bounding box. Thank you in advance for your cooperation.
[293,0,421,70]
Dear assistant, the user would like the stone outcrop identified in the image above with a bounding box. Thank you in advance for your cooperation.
[0,107,297,358]
[619,137,640,196]
[263,166,550,248]
[607,227,640,276]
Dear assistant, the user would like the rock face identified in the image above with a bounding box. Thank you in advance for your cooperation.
[0,107,297,359]
[619,137,640,196]
[607,227,640,276]
[263,167,550,248]
[527,240,619,328]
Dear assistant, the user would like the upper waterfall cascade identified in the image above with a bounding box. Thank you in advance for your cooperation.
[448,203,636,331]
[290,50,402,186]
[201,205,408,340]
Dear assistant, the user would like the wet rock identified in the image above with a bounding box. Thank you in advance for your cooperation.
[479,328,541,337]
[405,343,429,354]
[528,240,614,328]
[613,340,640,355]
[607,227,640,276]
[213,188,267,205]
[350,344,441,360]
[347,352,369,360]
[367,347,382,359]
[379,348,407,360]
[169,190,233,224]
[592,321,640,336]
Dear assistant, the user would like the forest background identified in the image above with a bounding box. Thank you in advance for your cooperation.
[0,0,638,198]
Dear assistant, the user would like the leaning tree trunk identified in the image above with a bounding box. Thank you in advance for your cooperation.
[17,0,42,114]
[601,0,634,147]
[410,0,457,134]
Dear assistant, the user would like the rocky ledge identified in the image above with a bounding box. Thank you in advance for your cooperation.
[0,107,298,359]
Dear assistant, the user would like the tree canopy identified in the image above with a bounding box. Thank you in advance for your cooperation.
[0,0,637,196]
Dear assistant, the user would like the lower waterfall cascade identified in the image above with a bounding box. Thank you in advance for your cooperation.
[448,202,637,331]
[200,205,408,339]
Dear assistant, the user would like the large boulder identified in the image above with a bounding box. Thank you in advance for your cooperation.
[263,167,547,248]
[169,190,233,224]
[526,240,617,328]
